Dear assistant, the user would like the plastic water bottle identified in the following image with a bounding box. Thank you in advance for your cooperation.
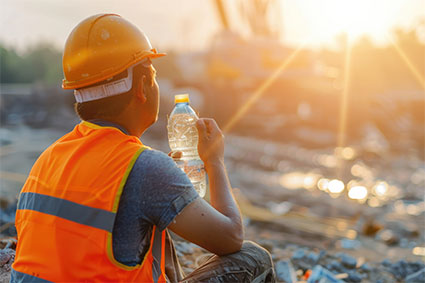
[167,94,207,197]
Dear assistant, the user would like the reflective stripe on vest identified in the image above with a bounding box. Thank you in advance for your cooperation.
[12,121,168,282]
[18,192,115,232]
[18,191,165,281]
[11,269,53,283]
[152,226,164,282]
[13,200,165,283]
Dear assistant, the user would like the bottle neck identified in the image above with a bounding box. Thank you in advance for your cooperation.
[170,101,198,118]
[175,102,189,106]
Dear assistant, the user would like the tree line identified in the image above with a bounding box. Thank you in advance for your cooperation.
[1,43,62,85]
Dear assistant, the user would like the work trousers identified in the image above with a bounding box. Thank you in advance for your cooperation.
[165,232,276,283]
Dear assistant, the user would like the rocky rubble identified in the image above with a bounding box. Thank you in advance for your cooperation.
[172,232,425,282]
[0,239,16,283]
[1,126,424,282]
[1,234,423,282]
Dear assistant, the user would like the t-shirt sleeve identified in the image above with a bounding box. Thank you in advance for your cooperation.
[129,148,199,231]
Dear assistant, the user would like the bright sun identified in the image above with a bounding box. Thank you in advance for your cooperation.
[306,0,402,42]
[332,0,392,36]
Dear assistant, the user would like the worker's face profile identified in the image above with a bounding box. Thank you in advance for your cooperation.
[140,64,160,126]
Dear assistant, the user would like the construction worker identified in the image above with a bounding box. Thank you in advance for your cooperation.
[11,14,275,282]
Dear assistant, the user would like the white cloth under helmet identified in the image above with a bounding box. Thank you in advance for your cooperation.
[74,59,149,103]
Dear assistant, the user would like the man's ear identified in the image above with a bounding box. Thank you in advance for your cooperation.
[135,75,147,103]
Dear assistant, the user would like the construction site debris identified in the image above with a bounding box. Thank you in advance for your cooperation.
[405,268,425,283]
[275,259,296,283]
[361,219,383,237]
[377,229,400,246]
[306,265,343,283]
[0,248,14,268]
[0,247,14,282]
[387,259,425,281]
[0,239,16,250]
[339,239,361,250]
[337,253,357,269]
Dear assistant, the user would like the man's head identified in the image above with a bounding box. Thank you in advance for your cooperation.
[62,14,165,132]
[73,60,157,121]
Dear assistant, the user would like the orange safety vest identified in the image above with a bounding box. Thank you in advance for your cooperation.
[12,121,167,282]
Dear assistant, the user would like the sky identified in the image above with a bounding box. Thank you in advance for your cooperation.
[0,0,424,53]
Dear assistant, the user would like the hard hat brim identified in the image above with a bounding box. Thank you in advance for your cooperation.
[62,51,166,90]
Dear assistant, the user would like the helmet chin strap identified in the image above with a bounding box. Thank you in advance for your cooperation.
[74,59,150,103]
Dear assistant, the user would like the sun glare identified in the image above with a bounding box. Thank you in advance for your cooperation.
[307,0,402,42]
[331,1,388,36]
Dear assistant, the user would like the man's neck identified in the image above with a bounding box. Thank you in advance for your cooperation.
[87,119,130,135]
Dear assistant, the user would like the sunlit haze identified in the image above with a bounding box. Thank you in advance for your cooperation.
[0,0,423,52]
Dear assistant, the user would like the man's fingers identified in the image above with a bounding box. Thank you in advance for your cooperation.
[168,151,183,159]
[196,119,207,139]
[203,118,222,136]
[197,118,224,142]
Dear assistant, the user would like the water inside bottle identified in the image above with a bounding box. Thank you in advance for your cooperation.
[168,113,199,158]
[168,112,206,197]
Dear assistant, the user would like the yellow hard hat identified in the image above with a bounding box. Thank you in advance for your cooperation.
[62,13,165,90]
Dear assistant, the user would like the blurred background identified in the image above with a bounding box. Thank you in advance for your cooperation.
[0,0,424,281]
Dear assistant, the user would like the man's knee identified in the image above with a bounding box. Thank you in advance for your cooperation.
[183,241,276,283]
[242,241,272,256]
[240,241,273,267]
[240,241,275,282]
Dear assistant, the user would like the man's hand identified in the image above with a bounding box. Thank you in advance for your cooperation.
[196,118,224,167]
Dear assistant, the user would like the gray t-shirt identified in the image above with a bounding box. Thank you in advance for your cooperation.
[89,120,199,266]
